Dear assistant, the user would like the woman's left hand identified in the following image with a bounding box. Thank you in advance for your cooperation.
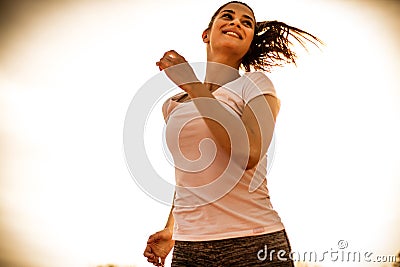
[156,50,200,91]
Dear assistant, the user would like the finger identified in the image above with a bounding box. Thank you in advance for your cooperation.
[147,258,156,263]
[164,50,185,63]
[156,61,163,71]
[146,254,157,262]
[157,58,172,71]
[143,246,150,256]
[144,243,153,251]
[147,234,154,243]
[157,257,164,267]
[164,50,177,58]
[147,232,160,243]
[144,245,157,259]
[144,250,155,258]
[162,55,174,64]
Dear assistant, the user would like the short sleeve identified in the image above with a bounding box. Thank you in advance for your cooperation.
[162,98,171,122]
[241,72,277,104]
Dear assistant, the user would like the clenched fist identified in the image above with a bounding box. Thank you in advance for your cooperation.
[156,50,200,92]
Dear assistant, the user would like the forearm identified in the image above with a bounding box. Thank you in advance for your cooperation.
[183,82,253,165]
[164,191,175,232]
[164,204,174,232]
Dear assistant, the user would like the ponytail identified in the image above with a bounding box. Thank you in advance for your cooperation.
[241,20,323,71]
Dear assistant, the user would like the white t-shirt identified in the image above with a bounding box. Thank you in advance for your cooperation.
[163,72,284,241]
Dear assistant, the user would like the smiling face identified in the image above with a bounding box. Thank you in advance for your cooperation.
[203,2,255,66]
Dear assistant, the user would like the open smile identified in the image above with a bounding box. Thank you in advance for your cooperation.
[222,29,243,39]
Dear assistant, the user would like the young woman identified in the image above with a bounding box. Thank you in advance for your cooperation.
[143,1,322,266]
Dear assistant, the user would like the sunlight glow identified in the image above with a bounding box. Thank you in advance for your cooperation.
[0,1,399,267]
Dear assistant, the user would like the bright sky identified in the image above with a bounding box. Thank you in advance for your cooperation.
[0,0,399,267]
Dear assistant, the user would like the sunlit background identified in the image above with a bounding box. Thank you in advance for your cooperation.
[1,0,399,266]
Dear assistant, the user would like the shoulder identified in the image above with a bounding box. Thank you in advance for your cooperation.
[243,72,274,88]
[162,98,170,122]
[241,72,277,104]
[162,92,188,122]
[242,73,281,121]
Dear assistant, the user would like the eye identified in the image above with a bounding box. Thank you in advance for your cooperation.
[221,13,233,19]
[242,20,253,28]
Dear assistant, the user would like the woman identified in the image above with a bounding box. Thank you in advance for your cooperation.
[143,1,322,266]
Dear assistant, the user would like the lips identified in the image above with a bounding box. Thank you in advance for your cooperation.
[222,28,243,39]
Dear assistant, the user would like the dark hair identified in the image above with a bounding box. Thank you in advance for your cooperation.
[207,1,255,30]
[206,1,323,72]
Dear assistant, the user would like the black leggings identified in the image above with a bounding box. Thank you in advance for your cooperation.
[171,229,295,267]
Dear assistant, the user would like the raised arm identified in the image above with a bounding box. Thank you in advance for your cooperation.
[157,50,279,170]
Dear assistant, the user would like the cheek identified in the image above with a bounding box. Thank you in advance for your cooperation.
[248,29,255,41]
[246,31,255,46]
[210,20,223,34]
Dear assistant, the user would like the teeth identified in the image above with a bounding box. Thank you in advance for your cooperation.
[225,31,240,38]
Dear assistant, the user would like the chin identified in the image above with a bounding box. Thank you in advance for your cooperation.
[217,42,248,55]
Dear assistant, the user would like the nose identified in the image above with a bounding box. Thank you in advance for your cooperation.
[229,19,241,28]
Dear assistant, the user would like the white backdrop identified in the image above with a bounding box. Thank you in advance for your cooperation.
[0,0,399,266]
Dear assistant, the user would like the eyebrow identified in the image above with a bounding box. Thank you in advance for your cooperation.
[221,9,255,23]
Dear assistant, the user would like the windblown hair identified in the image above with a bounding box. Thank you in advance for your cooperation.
[207,1,324,72]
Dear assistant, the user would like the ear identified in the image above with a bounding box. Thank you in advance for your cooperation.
[202,29,210,43]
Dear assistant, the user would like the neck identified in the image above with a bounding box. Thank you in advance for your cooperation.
[206,50,242,69]
[204,60,241,91]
